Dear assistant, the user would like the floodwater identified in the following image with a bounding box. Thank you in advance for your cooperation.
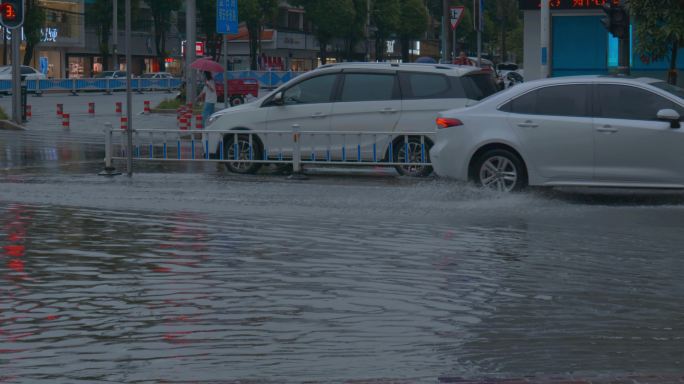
[1,129,684,383]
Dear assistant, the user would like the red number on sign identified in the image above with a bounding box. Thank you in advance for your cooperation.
[2,3,17,21]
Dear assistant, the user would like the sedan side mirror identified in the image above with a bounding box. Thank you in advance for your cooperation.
[657,108,681,129]
[273,91,284,106]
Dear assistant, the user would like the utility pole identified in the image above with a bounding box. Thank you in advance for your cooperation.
[540,0,550,78]
[186,0,196,106]
[125,0,133,176]
[11,28,20,124]
[112,0,118,70]
[365,0,371,62]
[441,0,448,63]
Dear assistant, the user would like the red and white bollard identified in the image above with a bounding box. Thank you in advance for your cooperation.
[195,114,203,129]
[120,117,128,130]
[56,103,63,117]
[88,102,95,117]
[179,115,188,131]
[143,100,151,115]
[26,105,32,120]
[177,106,187,128]
[115,102,122,116]
[62,113,70,129]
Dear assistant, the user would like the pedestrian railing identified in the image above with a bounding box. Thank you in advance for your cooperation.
[2,71,304,95]
[0,78,183,95]
[103,127,434,174]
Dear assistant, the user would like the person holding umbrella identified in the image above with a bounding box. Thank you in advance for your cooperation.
[197,71,217,126]
[190,58,224,127]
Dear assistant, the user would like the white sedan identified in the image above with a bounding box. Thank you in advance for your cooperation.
[430,76,684,191]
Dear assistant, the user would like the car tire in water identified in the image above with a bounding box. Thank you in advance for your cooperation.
[223,133,263,174]
[472,149,527,192]
[393,137,433,177]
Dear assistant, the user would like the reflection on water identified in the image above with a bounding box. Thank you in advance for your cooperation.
[1,202,683,382]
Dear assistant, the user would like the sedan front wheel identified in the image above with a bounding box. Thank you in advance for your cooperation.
[472,149,527,192]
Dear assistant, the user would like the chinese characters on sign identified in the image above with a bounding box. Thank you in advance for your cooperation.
[1,27,58,42]
[216,0,238,34]
[518,0,621,9]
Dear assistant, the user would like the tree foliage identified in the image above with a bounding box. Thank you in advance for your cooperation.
[23,0,46,65]
[629,0,684,83]
[293,0,356,64]
[396,0,427,61]
[238,0,278,70]
[146,0,182,66]
[371,0,400,60]
[85,0,141,71]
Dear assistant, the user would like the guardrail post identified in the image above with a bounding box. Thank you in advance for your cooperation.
[70,79,77,96]
[99,123,121,176]
[166,78,172,93]
[136,78,143,94]
[35,79,42,97]
[288,124,307,180]
[105,79,112,95]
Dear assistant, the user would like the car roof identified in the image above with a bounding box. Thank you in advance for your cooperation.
[315,62,482,76]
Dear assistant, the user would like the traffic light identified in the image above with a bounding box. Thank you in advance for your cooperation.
[0,0,24,29]
[601,3,629,40]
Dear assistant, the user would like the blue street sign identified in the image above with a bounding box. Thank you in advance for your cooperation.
[217,0,238,34]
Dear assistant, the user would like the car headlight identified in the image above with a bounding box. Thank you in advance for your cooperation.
[207,114,220,127]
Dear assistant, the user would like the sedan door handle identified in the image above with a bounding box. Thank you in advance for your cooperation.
[517,121,538,128]
[310,112,327,119]
[380,108,398,113]
[596,125,618,133]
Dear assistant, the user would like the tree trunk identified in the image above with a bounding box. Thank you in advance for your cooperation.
[401,37,410,62]
[500,19,507,62]
[23,41,34,65]
[319,40,328,65]
[375,37,385,62]
[3,29,7,65]
[248,24,258,70]
[668,40,679,85]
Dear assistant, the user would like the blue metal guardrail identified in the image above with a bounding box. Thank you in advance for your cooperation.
[103,128,434,177]
[0,71,304,94]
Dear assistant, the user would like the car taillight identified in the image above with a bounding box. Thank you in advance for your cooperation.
[436,117,463,129]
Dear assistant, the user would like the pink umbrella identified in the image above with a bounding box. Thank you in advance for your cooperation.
[190,58,224,73]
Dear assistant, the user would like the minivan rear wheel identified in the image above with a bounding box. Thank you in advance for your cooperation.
[393,137,433,177]
[472,149,527,192]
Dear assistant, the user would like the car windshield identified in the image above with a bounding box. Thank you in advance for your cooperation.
[651,81,684,100]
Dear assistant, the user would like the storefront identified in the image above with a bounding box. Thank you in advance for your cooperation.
[520,0,684,85]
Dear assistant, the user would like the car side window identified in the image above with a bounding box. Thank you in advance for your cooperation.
[20,67,34,75]
[502,85,589,117]
[535,85,589,117]
[402,72,460,99]
[502,90,537,114]
[597,84,684,120]
[283,74,337,105]
[339,73,397,102]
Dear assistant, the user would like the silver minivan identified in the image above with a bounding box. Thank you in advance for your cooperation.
[206,62,498,176]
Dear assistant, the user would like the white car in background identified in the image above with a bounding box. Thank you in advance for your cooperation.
[0,65,47,80]
[430,76,684,191]
[206,62,499,176]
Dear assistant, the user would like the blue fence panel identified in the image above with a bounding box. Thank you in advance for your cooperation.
[0,80,10,92]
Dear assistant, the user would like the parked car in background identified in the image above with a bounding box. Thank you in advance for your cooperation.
[140,72,174,79]
[0,65,47,80]
[430,76,684,192]
[206,62,499,176]
[496,63,524,88]
[215,78,260,106]
[95,71,127,79]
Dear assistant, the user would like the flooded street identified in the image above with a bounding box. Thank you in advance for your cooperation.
[2,123,684,383]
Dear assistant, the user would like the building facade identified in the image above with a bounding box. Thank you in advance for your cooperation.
[520,0,684,86]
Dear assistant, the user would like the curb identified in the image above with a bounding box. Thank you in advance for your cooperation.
[0,120,25,131]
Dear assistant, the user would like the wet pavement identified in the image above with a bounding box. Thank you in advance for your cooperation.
[1,119,684,383]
